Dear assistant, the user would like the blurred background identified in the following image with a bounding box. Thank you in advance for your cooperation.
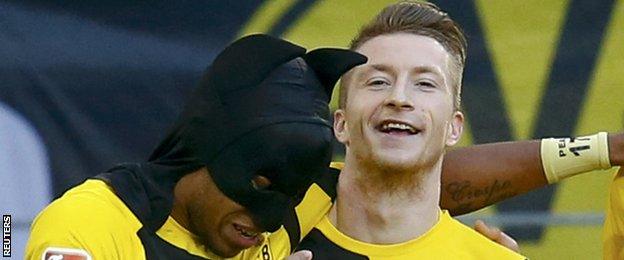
[1,0,623,259]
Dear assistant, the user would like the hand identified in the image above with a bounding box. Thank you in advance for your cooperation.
[286,250,313,260]
[474,219,520,252]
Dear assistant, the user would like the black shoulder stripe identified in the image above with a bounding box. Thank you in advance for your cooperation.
[282,200,301,253]
[313,167,340,201]
[297,229,368,260]
[284,167,340,252]
[137,227,208,260]
[93,163,173,232]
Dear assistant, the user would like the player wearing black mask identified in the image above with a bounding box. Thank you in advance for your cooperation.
[25,34,366,260]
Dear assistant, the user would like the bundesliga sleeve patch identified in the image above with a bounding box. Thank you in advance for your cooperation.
[42,247,92,260]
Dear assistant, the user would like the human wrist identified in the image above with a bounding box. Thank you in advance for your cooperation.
[541,132,611,184]
[608,133,624,166]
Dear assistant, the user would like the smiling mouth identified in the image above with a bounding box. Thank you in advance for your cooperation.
[376,120,421,135]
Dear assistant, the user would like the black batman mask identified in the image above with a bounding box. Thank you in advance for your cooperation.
[147,34,367,232]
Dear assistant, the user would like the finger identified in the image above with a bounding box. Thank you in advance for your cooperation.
[474,219,500,240]
[286,250,313,260]
[496,230,520,253]
[474,220,520,253]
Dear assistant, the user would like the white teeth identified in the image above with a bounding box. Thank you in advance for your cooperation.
[381,122,417,133]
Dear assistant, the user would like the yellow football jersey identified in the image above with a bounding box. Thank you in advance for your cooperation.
[25,178,334,260]
[603,169,624,260]
[27,162,524,259]
[298,210,526,259]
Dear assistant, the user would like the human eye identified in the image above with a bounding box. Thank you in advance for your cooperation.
[366,78,390,90]
[415,80,438,91]
[251,175,272,191]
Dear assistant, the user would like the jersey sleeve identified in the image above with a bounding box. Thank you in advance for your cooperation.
[603,169,624,260]
[25,180,145,260]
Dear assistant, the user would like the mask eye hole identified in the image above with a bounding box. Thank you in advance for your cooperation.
[251,175,272,191]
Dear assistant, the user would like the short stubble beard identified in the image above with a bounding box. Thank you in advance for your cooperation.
[351,146,445,200]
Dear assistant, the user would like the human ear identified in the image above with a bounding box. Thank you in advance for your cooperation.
[445,111,464,146]
[333,109,350,146]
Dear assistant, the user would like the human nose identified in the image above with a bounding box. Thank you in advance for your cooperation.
[383,81,414,111]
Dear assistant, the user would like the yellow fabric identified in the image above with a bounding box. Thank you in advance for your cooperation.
[25,177,333,259]
[294,183,333,242]
[541,132,611,184]
[155,216,222,259]
[151,214,295,260]
[314,210,526,259]
[25,179,146,260]
[329,161,345,169]
[603,168,624,260]
[241,181,335,259]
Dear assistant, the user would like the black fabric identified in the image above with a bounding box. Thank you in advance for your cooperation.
[96,163,202,232]
[297,165,373,260]
[298,229,369,260]
[137,227,210,260]
[206,123,333,232]
[303,48,365,97]
[282,166,340,252]
[95,34,365,237]
[314,167,340,201]
[143,34,366,232]
[282,200,302,253]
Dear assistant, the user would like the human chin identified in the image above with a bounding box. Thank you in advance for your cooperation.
[368,129,425,163]
[370,145,424,171]
[216,213,264,256]
[370,128,444,171]
[189,208,261,257]
[192,216,257,258]
[187,218,232,258]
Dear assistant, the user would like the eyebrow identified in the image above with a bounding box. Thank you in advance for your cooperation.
[370,64,394,73]
[411,66,442,76]
[356,63,448,92]
[355,64,395,79]
[364,63,442,75]
[360,63,444,81]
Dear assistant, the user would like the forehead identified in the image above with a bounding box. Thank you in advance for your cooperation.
[355,33,452,78]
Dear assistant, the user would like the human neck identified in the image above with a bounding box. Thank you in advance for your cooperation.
[329,153,443,244]
[170,169,203,232]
